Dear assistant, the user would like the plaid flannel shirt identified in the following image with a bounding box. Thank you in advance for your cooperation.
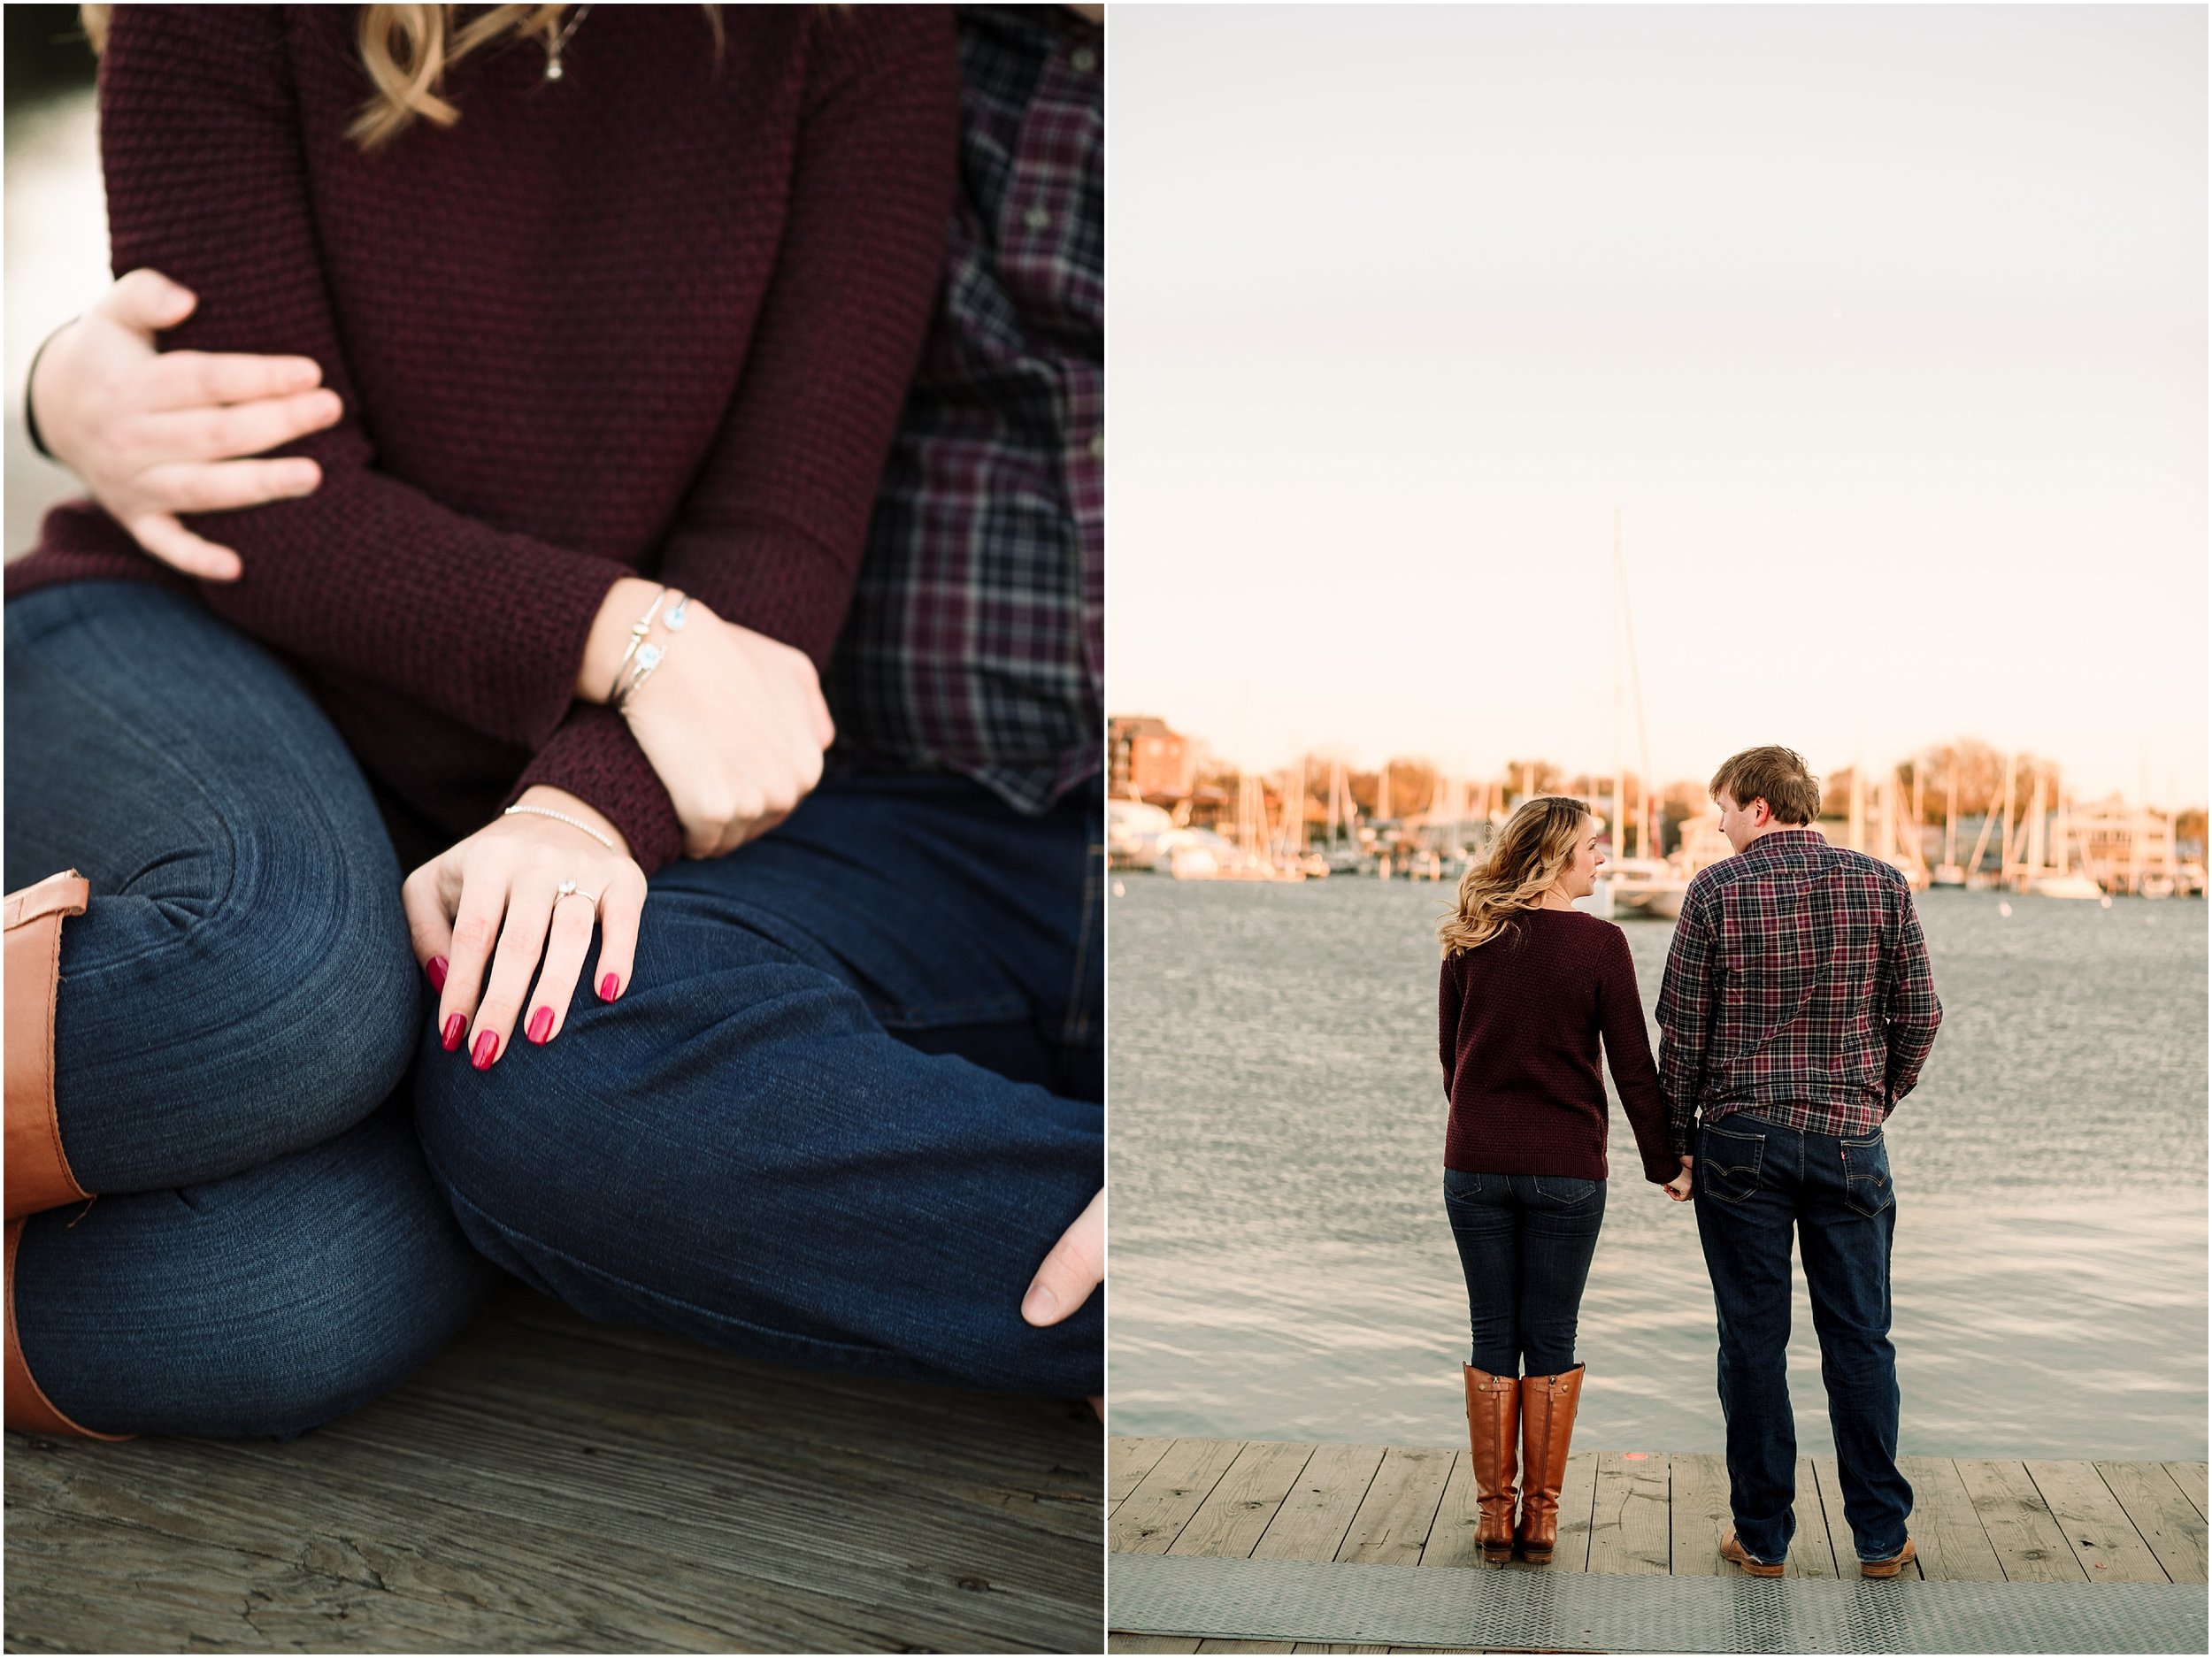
[1655,828,1942,1153]
[823,4,1103,816]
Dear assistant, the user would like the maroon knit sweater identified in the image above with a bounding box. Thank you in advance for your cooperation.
[5,4,958,875]
[1440,910,1679,1185]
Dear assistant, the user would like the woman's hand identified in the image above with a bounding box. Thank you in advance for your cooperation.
[401,785,647,1069]
[30,269,342,581]
[1664,1155,1695,1202]
[580,582,835,860]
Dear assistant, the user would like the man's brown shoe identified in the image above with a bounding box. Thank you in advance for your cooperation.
[1860,1536,1916,1579]
[1719,1525,1785,1577]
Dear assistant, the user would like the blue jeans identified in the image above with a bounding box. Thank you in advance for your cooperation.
[412,769,1104,1398]
[1694,1111,1912,1564]
[7,580,1102,1428]
[1443,1169,1606,1377]
[5,581,495,1437]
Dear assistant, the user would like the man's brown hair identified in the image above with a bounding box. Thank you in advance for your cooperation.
[1709,745,1821,825]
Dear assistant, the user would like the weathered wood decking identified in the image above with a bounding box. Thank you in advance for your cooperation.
[4,1283,1102,1653]
[1106,1436,2208,1653]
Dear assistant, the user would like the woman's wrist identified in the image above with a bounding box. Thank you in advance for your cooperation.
[577,577,668,704]
[513,784,631,861]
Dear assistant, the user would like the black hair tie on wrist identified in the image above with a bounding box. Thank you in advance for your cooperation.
[22,319,70,462]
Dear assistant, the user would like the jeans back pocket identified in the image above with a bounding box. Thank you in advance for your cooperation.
[1700,1123,1765,1205]
[1840,1132,1893,1217]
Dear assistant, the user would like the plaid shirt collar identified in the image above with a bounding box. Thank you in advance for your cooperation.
[1737,826,1825,862]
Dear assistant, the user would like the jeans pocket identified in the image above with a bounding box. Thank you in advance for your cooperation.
[1701,1124,1764,1204]
[1530,1174,1599,1206]
[1444,1169,1490,1202]
[1841,1132,1893,1217]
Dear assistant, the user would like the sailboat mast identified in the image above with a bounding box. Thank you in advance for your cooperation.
[1945,759,1957,868]
[1609,509,1624,862]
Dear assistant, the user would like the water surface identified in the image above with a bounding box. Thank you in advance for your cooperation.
[1110,879,2208,1458]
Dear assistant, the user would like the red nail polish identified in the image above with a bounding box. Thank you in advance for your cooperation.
[527,1007,553,1045]
[472,1030,499,1071]
[599,973,621,1002]
[442,1013,466,1052]
[426,956,448,992]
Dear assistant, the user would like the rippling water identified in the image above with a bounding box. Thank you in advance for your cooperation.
[1109,879,2208,1459]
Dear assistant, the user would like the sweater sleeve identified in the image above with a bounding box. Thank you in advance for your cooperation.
[1596,926,1681,1185]
[649,5,958,666]
[1439,955,1462,1101]
[94,6,631,751]
[510,6,960,871]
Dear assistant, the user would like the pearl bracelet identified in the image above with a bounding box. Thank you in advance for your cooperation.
[503,803,617,851]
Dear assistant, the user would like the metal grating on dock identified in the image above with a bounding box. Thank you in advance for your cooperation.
[1110,1552,2211,1654]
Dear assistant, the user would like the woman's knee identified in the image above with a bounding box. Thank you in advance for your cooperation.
[11,1105,491,1439]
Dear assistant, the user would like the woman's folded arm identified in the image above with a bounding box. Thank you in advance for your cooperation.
[91,6,632,752]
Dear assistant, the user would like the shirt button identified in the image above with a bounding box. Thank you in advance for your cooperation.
[1025,206,1051,231]
[1088,434,1104,460]
[1071,47,1098,73]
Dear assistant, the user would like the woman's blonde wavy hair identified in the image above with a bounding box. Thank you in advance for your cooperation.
[81,5,725,151]
[1437,795,1593,957]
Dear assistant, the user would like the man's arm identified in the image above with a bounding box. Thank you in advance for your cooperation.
[1655,883,1719,1155]
[1881,881,1942,1109]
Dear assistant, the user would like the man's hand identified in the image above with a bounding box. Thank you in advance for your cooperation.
[30,269,341,580]
[1023,1187,1102,1420]
[1664,1155,1695,1202]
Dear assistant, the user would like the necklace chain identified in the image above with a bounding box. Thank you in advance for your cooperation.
[543,4,594,81]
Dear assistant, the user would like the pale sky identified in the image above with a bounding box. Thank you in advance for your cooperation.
[1109,3,2208,805]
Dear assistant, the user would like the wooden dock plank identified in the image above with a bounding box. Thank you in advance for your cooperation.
[1669,1451,1731,1577]
[2096,1462,2208,1584]
[1806,1453,1916,1580]
[1955,1458,2088,1583]
[1336,1447,1454,1568]
[1897,1455,2005,1583]
[1786,1455,1839,1579]
[6,1286,1099,1654]
[2164,1462,2208,1522]
[1553,1448,1600,1574]
[1251,1444,1386,1564]
[1168,1441,1317,1561]
[1418,1450,1480,1570]
[1195,1642,1295,1654]
[1586,1452,1670,1575]
[1109,1638,1202,1654]
[2026,1460,2170,1584]
[1113,1437,1176,1512]
[1290,1644,1389,1654]
[1112,1438,1248,1556]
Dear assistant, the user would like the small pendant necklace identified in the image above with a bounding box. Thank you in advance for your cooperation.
[542,4,593,81]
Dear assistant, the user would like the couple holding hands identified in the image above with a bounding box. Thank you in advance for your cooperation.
[7,4,1101,1440]
[1436,745,1944,1577]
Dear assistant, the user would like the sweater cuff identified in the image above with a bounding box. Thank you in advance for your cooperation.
[510,705,684,877]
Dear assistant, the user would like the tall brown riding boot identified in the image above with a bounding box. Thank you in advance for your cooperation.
[6,1218,127,1439]
[6,871,92,1220]
[1462,1363,1519,1564]
[4,871,127,1439]
[1516,1363,1584,1563]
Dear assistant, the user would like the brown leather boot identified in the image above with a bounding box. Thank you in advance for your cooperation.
[6,1218,127,1439]
[1462,1363,1519,1563]
[6,871,92,1221]
[4,871,127,1440]
[1516,1363,1584,1562]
